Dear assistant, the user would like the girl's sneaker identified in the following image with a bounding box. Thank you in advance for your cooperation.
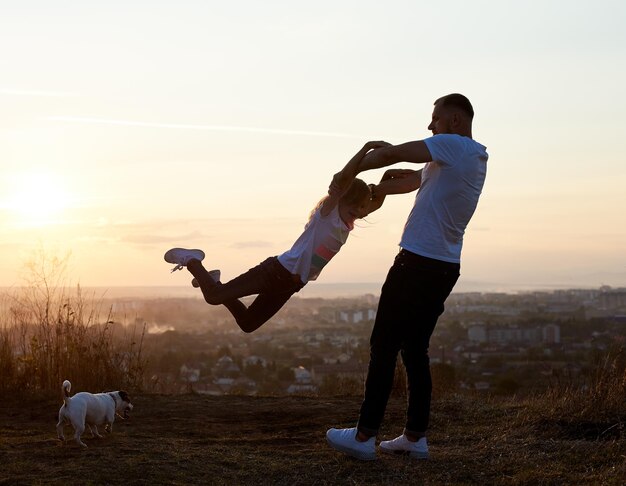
[326,427,376,461]
[191,270,221,288]
[379,435,429,459]
[164,248,205,272]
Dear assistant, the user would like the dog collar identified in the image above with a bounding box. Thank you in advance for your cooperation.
[108,392,118,407]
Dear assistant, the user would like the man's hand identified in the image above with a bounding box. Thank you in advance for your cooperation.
[376,168,422,196]
[381,168,416,182]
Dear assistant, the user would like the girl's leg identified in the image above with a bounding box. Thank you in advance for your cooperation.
[186,259,251,322]
[187,258,268,303]
[234,289,296,333]
[187,257,303,333]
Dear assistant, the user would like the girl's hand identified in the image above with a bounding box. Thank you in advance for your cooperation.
[328,177,343,197]
[365,141,391,151]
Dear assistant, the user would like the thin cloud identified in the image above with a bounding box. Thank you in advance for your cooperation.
[121,231,207,245]
[45,116,360,139]
[1,89,80,98]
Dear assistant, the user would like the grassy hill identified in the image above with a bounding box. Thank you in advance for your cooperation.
[1,393,624,485]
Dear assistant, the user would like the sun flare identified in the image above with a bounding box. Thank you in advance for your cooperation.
[4,171,73,226]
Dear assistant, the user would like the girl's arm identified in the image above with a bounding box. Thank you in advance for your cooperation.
[320,141,391,216]
[364,169,423,215]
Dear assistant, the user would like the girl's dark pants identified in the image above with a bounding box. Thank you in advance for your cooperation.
[357,249,460,437]
[187,257,304,333]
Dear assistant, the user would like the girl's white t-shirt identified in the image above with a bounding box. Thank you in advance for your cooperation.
[400,134,488,264]
[278,205,352,284]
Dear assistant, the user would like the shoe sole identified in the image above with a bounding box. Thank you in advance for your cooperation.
[164,248,205,264]
[379,447,429,460]
[326,437,376,461]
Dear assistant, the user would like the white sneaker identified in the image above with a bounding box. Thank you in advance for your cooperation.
[326,427,376,461]
[164,248,205,273]
[191,270,221,288]
[379,434,429,459]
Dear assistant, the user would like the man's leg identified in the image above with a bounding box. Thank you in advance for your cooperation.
[401,265,458,436]
[326,257,408,460]
[356,258,410,438]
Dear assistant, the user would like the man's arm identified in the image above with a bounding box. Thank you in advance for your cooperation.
[358,141,432,173]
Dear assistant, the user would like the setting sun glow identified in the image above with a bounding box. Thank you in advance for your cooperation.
[4,172,72,226]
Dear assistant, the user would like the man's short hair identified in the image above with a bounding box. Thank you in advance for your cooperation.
[435,93,474,120]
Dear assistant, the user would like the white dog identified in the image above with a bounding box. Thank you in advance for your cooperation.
[56,380,133,447]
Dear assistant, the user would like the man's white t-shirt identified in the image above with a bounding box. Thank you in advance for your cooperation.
[400,134,488,264]
[278,206,352,284]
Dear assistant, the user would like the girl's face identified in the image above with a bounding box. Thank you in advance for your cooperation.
[339,195,369,226]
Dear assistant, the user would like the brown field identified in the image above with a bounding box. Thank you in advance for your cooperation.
[1,393,624,485]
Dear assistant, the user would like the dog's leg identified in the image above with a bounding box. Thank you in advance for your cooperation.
[56,418,65,442]
[74,424,87,448]
[90,424,103,438]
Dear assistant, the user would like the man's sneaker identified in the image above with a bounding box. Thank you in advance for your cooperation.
[164,248,205,273]
[191,270,221,288]
[379,434,429,459]
[326,427,376,461]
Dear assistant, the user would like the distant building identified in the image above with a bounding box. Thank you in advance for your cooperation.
[293,366,312,384]
[180,364,201,383]
[288,366,317,394]
[245,355,268,367]
[542,324,561,344]
[467,324,561,345]
[213,355,241,377]
[598,288,626,310]
[468,324,487,343]
[336,308,376,323]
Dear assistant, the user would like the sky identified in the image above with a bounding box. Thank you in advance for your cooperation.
[1,0,625,293]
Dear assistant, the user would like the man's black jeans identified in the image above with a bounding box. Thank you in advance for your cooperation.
[357,249,460,437]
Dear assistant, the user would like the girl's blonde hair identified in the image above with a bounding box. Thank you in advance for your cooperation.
[310,178,371,221]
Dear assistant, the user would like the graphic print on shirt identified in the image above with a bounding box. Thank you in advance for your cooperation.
[307,225,349,281]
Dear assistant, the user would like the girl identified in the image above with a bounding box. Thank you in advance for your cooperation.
[164,141,397,333]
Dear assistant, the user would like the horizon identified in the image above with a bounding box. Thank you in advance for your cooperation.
[1,280,623,302]
[1,2,624,290]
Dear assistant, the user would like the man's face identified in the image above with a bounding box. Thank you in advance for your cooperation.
[427,102,453,135]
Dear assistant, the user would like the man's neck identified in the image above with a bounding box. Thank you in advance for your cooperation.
[451,127,472,139]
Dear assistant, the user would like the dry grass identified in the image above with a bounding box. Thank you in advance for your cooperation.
[521,346,626,443]
[1,392,624,485]
[0,252,146,395]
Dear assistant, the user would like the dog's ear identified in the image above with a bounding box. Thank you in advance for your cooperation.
[119,391,131,403]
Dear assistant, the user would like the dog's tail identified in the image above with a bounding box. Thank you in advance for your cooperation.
[61,380,71,405]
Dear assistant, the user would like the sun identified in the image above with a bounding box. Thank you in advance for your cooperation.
[3,171,73,226]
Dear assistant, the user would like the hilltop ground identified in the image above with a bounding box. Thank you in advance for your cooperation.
[0,393,624,485]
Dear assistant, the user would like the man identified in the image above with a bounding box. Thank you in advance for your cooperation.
[326,93,488,460]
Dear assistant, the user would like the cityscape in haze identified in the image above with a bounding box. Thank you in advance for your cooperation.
[95,283,625,397]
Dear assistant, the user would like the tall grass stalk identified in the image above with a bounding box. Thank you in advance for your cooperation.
[0,252,146,396]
